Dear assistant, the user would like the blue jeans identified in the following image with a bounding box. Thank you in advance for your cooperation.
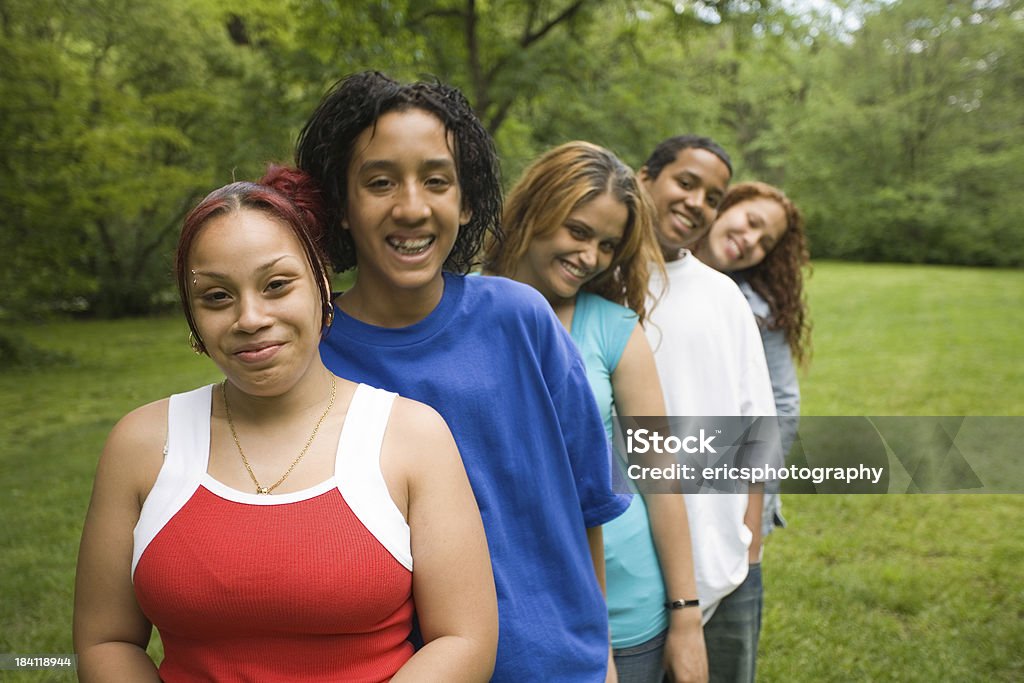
[613,630,667,683]
[703,562,763,683]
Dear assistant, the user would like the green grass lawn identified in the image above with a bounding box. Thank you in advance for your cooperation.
[1,262,1022,681]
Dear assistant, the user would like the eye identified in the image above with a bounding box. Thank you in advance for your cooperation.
[567,225,588,240]
[599,241,617,254]
[266,278,295,294]
[366,176,395,192]
[200,290,231,306]
[267,279,287,290]
[425,176,453,190]
[676,177,692,190]
[707,194,722,209]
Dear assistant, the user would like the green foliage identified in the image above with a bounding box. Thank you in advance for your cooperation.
[0,0,294,319]
[2,0,1021,320]
[783,0,1024,266]
[0,333,75,371]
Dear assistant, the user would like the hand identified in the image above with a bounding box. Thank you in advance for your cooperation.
[663,610,708,683]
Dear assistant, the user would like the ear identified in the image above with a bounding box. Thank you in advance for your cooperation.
[459,203,472,227]
[637,166,651,184]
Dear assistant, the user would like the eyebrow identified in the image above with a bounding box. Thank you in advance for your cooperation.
[565,218,595,234]
[191,255,295,282]
[357,158,457,174]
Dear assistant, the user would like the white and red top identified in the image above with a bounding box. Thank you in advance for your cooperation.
[132,383,414,682]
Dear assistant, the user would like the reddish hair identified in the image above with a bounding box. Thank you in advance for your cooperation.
[174,165,332,354]
[710,181,812,365]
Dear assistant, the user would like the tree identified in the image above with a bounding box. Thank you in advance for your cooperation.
[0,0,296,318]
[782,0,1024,266]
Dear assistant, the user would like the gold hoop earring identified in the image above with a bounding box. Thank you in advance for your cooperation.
[188,331,204,355]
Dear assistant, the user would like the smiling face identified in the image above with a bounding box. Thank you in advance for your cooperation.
[515,192,628,307]
[700,196,788,272]
[641,147,731,259]
[342,108,470,319]
[188,209,324,397]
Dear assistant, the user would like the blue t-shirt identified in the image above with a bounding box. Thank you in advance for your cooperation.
[570,292,668,648]
[321,273,631,682]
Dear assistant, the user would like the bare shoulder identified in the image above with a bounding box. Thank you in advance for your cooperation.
[383,397,460,470]
[98,398,169,497]
[107,398,168,454]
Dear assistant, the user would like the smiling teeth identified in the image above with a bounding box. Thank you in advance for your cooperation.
[388,236,434,255]
[729,237,743,259]
[562,260,588,278]
[673,212,693,228]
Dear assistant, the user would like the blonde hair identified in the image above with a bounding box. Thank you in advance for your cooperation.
[485,141,664,323]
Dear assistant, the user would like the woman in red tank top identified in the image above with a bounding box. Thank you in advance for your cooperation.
[73,167,497,682]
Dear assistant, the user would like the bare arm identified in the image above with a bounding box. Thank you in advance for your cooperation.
[385,400,497,683]
[613,326,708,683]
[585,525,619,683]
[74,403,165,682]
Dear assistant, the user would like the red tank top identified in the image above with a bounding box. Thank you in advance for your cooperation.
[133,383,414,682]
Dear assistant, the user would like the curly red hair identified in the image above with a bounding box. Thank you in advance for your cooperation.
[713,182,812,366]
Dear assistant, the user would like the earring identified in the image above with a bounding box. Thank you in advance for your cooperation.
[188,331,204,355]
[325,303,335,328]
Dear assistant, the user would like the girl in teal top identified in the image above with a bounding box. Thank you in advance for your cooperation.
[485,142,708,683]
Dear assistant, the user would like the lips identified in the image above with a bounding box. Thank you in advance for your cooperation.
[233,342,284,363]
[561,258,590,279]
[670,209,698,237]
[725,235,744,262]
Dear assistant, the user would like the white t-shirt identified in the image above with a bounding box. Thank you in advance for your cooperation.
[645,251,776,622]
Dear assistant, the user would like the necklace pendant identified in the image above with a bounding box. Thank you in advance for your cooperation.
[256,486,270,495]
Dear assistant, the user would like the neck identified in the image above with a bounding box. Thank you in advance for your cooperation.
[338,274,445,328]
[692,242,712,266]
[503,264,576,331]
[551,298,576,332]
[662,245,689,262]
[222,362,335,423]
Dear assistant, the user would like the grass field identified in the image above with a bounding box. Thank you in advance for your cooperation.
[1,261,1022,681]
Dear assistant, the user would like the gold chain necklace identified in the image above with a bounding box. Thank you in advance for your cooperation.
[222,375,337,495]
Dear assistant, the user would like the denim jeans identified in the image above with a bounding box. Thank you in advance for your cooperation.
[613,629,667,683]
[703,562,763,683]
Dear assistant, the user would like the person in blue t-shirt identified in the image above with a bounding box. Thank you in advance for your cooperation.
[485,141,708,683]
[295,72,630,682]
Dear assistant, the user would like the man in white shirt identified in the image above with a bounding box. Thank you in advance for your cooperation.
[640,135,776,683]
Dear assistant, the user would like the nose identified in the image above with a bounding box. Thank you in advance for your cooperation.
[579,242,598,270]
[235,294,273,333]
[682,189,710,225]
[682,187,706,209]
[391,183,431,224]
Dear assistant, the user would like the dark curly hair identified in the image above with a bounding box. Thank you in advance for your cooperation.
[295,71,502,274]
[715,181,812,366]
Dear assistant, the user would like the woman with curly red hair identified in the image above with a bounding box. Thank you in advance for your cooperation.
[695,181,811,537]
